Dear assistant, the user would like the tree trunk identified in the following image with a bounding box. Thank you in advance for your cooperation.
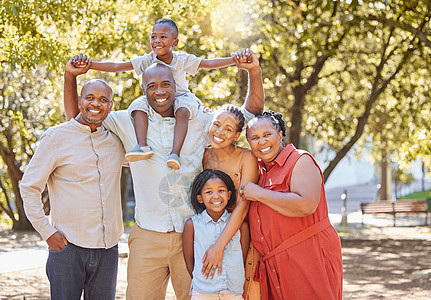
[289,85,306,147]
[0,133,33,231]
[380,149,388,201]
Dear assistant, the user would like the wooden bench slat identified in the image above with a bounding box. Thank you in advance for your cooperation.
[360,201,429,226]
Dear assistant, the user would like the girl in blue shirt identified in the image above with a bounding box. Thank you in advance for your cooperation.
[183,169,250,299]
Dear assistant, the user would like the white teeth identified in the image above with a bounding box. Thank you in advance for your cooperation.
[260,146,271,153]
[155,98,167,103]
[212,201,222,205]
[213,136,223,142]
[89,109,100,113]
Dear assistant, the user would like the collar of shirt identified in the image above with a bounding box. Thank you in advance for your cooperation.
[71,114,107,134]
[258,144,296,171]
[199,210,229,224]
[149,51,178,67]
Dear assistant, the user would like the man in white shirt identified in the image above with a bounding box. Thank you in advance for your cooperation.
[20,70,125,299]
[64,50,264,299]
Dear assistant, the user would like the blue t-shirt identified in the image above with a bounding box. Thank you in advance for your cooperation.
[191,210,244,295]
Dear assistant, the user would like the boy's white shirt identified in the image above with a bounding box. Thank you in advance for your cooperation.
[130,51,203,95]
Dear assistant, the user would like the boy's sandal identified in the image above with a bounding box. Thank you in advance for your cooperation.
[125,145,154,162]
[166,154,181,170]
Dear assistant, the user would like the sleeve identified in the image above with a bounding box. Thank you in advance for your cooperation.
[174,93,201,120]
[180,52,203,75]
[19,131,58,241]
[103,110,137,152]
[240,106,255,123]
[130,53,155,76]
[127,96,150,118]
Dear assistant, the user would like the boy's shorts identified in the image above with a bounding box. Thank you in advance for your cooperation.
[127,92,201,120]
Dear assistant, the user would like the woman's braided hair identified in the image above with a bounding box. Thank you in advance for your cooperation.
[219,104,245,132]
[247,110,286,137]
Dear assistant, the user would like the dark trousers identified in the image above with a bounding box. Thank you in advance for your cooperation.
[46,242,118,300]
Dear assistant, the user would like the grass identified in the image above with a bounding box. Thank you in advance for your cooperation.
[400,190,431,201]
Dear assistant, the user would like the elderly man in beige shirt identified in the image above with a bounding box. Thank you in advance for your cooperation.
[19,61,125,300]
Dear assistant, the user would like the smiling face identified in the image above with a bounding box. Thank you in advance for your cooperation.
[142,64,176,117]
[246,118,284,167]
[197,176,232,221]
[77,80,113,132]
[209,111,241,149]
[150,23,178,64]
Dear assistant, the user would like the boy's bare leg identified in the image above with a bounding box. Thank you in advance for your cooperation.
[125,110,154,162]
[133,110,149,147]
[167,107,189,169]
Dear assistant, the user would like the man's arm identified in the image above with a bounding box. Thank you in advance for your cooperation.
[232,49,264,115]
[64,55,92,120]
[19,133,68,249]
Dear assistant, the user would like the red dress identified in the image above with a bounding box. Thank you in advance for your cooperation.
[249,145,343,300]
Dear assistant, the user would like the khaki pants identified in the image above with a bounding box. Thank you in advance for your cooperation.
[126,224,191,300]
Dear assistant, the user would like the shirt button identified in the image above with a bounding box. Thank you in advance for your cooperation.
[261,237,264,240]
[248,261,252,265]
[257,219,260,222]
[246,277,250,281]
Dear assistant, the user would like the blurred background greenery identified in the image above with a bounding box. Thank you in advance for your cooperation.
[1,0,430,230]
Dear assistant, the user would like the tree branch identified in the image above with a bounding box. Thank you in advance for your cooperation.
[367,15,431,48]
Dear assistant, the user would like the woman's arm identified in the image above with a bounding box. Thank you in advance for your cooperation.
[242,155,322,217]
[182,218,195,278]
[201,151,258,279]
[239,221,250,266]
[233,49,264,115]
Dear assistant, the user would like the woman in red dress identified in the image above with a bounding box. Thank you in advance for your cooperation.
[240,111,343,300]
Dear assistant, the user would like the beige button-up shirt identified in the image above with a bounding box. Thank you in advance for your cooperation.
[19,118,125,249]
[103,105,254,233]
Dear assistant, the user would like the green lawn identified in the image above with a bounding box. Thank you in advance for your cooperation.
[400,190,431,201]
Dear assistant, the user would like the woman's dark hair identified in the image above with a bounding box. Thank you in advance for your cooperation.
[219,104,245,132]
[246,110,286,137]
[154,18,179,36]
[190,169,236,214]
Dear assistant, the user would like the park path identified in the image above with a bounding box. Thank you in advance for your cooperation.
[1,180,431,299]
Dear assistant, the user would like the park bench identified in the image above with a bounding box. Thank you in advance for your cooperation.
[360,201,429,227]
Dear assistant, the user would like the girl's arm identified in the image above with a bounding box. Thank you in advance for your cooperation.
[201,152,258,279]
[239,221,250,266]
[198,57,235,70]
[182,218,195,278]
[242,155,322,217]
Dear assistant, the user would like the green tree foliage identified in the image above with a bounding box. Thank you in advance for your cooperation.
[1,0,431,229]
[399,128,431,174]
[0,65,61,229]
[239,0,431,181]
